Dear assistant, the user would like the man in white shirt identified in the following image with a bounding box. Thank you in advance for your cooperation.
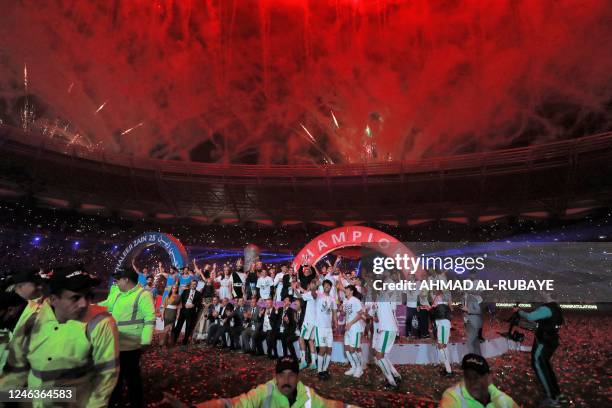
[371,297,402,390]
[342,285,365,378]
[256,270,273,300]
[313,279,337,380]
[273,266,286,303]
[431,290,453,377]
[298,281,318,370]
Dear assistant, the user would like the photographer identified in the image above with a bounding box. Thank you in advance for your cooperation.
[514,292,564,407]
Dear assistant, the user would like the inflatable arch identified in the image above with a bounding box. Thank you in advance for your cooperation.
[290,226,415,276]
[114,232,188,275]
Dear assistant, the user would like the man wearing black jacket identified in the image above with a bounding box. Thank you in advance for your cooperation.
[207,298,229,343]
[208,303,235,348]
[261,298,279,359]
[173,280,203,345]
[229,298,247,350]
[241,297,262,354]
[278,296,298,359]
[516,293,565,407]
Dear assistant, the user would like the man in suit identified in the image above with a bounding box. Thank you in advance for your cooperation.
[278,296,298,359]
[208,303,235,348]
[207,298,230,344]
[173,280,203,345]
[262,298,280,359]
[241,298,262,354]
[229,298,247,350]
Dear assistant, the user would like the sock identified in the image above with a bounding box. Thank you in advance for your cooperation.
[384,357,400,378]
[376,358,397,386]
[438,348,452,373]
[345,351,355,370]
[300,348,306,364]
[311,352,317,366]
[317,355,324,373]
[351,352,362,370]
[323,354,332,371]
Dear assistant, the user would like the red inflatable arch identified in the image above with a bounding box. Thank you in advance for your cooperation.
[290,226,416,277]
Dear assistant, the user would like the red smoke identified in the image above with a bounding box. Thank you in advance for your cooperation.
[0,0,610,164]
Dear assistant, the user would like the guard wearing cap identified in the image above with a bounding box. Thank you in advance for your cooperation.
[0,265,120,408]
[440,354,518,408]
[2,267,45,302]
[103,267,156,408]
[163,356,351,408]
[0,267,46,372]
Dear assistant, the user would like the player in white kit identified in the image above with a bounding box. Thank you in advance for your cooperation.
[342,285,365,378]
[431,290,453,377]
[313,279,337,380]
[371,298,402,390]
[298,280,318,370]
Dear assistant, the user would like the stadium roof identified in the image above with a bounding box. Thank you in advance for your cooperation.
[1,126,612,226]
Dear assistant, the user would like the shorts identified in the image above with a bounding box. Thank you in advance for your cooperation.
[373,330,396,354]
[372,329,381,348]
[300,321,315,340]
[314,326,334,348]
[344,326,363,348]
[436,319,451,345]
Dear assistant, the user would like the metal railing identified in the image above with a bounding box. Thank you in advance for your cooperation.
[2,125,612,179]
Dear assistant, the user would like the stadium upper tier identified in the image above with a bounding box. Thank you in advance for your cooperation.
[1,125,612,224]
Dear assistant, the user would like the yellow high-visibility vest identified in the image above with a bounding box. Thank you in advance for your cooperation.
[0,300,119,408]
[102,285,156,351]
[440,381,519,408]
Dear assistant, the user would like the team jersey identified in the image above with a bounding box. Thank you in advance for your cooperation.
[343,296,364,332]
[375,301,399,332]
[256,276,274,299]
[365,301,378,332]
[301,292,317,324]
[273,272,285,302]
[314,291,337,329]
[318,273,338,299]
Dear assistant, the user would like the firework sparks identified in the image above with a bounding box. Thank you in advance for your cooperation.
[300,123,316,143]
[331,110,339,128]
[121,121,144,135]
[67,134,80,146]
[23,63,28,91]
[67,82,74,93]
[94,101,107,115]
[21,63,34,132]
[297,123,334,164]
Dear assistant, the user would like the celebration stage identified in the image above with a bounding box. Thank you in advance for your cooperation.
[156,318,521,365]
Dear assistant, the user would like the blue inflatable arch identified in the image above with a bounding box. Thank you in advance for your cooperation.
[114,232,188,276]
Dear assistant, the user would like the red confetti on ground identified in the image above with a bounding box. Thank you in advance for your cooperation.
[143,314,612,407]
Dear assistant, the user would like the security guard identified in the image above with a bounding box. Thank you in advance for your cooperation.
[515,293,565,407]
[0,267,46,372]
[0,265,120,408]
[163,356,351,408]
[440,353,518,407]
[103,267,156,408]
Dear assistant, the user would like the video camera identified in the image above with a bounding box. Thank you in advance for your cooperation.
[501,305,536,343]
